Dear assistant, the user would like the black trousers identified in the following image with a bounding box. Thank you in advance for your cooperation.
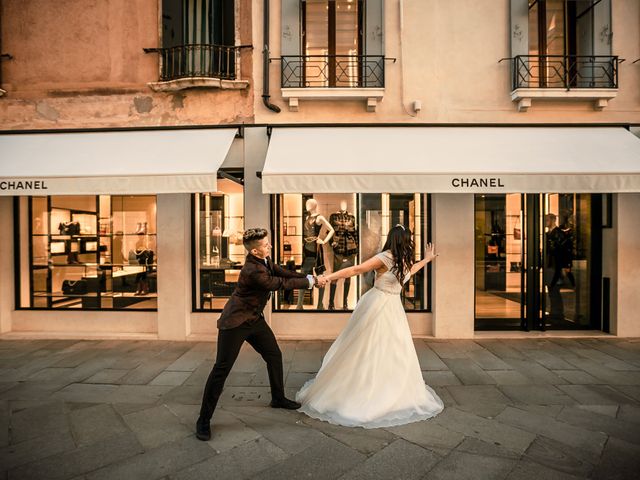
[198,316,285,422]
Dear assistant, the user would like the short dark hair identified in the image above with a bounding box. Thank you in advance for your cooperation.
[243,228,268,251]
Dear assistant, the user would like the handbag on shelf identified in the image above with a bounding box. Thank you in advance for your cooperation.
[58,222,81,235]
[61,279,88,295]
[283,240,292,253]
[487,244,499,255]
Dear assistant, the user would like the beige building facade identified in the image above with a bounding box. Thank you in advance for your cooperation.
[1,0,639,341]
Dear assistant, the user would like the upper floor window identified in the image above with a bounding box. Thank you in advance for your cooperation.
[281,0,384,89]
[509,0,617,111]
[156,0,237,81]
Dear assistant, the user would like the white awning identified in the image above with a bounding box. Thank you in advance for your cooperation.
[0,128,237,195]
[262,127,640,193]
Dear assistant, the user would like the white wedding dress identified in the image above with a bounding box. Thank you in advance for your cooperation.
[296,250,444,428]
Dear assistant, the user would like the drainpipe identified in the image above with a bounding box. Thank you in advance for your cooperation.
[262,0,281,113]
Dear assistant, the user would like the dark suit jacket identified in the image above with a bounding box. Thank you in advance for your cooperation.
[217,254,310,330]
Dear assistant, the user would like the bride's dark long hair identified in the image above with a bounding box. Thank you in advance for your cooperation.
[381,224,415,282]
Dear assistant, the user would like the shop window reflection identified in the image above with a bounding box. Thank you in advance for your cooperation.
[274,193,429,311]
[21,195,158,310]
[193,173,245,311]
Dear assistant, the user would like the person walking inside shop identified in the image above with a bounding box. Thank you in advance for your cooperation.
[196,228,327,441]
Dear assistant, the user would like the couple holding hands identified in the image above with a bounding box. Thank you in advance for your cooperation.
[196,225,443,441]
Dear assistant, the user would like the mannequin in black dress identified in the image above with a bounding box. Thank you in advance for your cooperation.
[296,198,334,309]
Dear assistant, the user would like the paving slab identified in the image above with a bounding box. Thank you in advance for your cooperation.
[499,385,576,405]
[70,404,128,447]
[107,384,174,404]
[454,436,522,460]
[168,437,288,480]
[505,460,584,480]
[149,371,192,386]
[442,359,496,385]
[123,404,192,449]
[423,450,517,480]
[338,438,440,480]
[425,341,470,359]
[446,385,511,406]
[564,357,640,385]
[85,435,214,480]
[8,431,143,480]
[466,348,513,370]
[613,385,640,402]
[386,419,464,452]
[82,369,130,384]
[250,433,366,480]
[523,436,594,478]
[300,415,396,455]
[50,383,118,404]
[413,341,449,370]
[557,406,640,445]
[202,408,261,453]
[495,406,607,460]
[552,369,601,385]
[591,437,640,480]
[0,431,76,472]
[433,407,536,455]
[485,370,532,385]
[9,400,70,444]
[617,404,640,424]
[165,343,212,372]
[0,400,8,448]
[558,384,639,405]
[500,358,566,385]
[423,370,461,387]
[575,404,618,418]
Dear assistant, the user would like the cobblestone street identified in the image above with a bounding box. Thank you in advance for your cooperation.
[1,337,639,479]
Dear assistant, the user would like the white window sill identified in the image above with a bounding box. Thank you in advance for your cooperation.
[511,88,618,112]
[147,77,249,92]
[281,87,385,112]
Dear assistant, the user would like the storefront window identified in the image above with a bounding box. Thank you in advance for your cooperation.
[193,173,245,311]
[273,193,429,311]
[20,195,157,310]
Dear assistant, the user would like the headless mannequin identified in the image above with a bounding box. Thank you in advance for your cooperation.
[297,198,334,309]
[328,200,358,310]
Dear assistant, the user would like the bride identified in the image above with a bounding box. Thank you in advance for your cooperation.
[296,224,444,428]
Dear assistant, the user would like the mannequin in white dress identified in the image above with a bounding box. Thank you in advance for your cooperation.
[296,224,443,428]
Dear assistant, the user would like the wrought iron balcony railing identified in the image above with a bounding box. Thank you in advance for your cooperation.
[281,55,385,88]
[512,55,619,90]
[144,44,248,82]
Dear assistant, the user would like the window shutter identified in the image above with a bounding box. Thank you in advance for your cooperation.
[509,0,528,58]
[162,0,184,48]
[281,0,301,57]
[365,0,384,56]
[592,0,612,56]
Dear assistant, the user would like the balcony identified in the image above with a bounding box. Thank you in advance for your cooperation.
[280,55,387,112]
[144,44,250,92]
[509,55,619,112]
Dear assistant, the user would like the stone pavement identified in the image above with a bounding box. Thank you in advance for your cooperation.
[1,338,640,480]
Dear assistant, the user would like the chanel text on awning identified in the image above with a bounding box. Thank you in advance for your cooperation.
[0,180,49,191]
[451,178,505,188]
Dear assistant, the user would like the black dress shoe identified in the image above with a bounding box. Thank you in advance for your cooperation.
[195,420,211,441]
[270,398,302,410]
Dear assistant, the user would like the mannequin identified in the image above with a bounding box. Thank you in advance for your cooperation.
[328,199,358,310]
[297,198,334,309]
[134,233,154,295]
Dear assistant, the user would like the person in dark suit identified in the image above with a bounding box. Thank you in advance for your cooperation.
[196,228,326,441]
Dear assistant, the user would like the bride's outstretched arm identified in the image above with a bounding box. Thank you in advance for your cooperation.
[323,256,385,282]
[409,243,438,276]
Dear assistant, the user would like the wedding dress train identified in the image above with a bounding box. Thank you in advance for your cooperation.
[296,251,444,428]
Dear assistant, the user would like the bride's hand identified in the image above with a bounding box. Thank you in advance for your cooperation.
[424,243,438,263]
